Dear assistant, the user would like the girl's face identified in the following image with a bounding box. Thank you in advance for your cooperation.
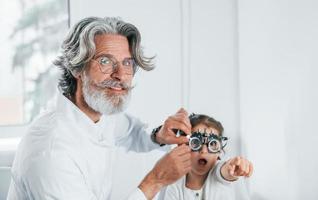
[190,124,221,176]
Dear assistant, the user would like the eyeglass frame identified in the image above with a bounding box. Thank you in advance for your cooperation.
[188,131,228,153]
[91,53,138,75]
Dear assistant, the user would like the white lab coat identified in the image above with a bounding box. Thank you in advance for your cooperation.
[7,92,163,200]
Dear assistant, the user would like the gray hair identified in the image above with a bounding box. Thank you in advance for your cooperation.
[54,16,154,97]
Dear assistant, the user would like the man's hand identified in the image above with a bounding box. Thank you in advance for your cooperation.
[155,108,191,145]
[220,156,253,181]
[138,145,191,199]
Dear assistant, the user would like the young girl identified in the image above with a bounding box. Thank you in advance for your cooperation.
[160,114,253,200]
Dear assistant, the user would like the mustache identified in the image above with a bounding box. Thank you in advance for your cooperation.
[95,79,134,90]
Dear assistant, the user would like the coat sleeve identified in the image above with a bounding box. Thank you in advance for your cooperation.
[13,153,97,200]
[115,114,170,153]
[8,153,152,200]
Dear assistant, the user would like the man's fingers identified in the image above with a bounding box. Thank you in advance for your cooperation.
[167,117,191,135]
[171,144,191,155]
[183,165,192,174]
[174,108,191,132]
[180,156,191,164]
[178,150,191,161]
[175,111,191,126]
[164,133,189,145]
[170,145,191,164]
[176,107,188,116]
[166,136,188,145]
[175,110,190,123]
[158,108,192,145]
[182,159,192,167]
[174,136,189,144]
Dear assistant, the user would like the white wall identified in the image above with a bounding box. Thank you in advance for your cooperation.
[238,0,318,199]
[188,0,241,157]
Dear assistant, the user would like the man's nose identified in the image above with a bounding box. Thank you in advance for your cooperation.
[110,64,125,80]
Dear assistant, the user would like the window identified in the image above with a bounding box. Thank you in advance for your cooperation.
[0,0,69,125]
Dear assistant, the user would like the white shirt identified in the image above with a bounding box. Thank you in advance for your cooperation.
[7,92,162,200]
[184,188,203,200]
[159,162,236,200]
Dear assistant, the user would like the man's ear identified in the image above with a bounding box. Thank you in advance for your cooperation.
[72,70,82,80]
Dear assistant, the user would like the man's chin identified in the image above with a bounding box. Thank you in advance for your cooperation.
[81,75,131,115]
[108,97,124,108]
[102,93,131,115]
[95,101,127,115]
[83,91,130,115]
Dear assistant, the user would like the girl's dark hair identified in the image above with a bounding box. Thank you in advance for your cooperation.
[189,113,225,159]
[189,113,224,136]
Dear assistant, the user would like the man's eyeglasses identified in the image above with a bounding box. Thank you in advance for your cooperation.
[92,54,136,75]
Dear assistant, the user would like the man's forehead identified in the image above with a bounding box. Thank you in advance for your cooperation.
[93,34,131,56]
[94,34,128,45]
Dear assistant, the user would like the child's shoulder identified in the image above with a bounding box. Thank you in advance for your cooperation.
[160,175,186,199]
[167,174,186,190]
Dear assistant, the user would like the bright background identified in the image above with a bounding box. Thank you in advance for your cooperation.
[1,0,318,199]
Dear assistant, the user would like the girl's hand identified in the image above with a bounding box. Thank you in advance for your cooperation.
[220,156,253,181]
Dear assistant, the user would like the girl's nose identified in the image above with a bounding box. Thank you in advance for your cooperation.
[200,144,208,154]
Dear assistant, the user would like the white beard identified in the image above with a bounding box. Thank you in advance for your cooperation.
[81,72,131,115]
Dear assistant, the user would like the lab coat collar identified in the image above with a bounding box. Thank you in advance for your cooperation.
[55,92,117,147]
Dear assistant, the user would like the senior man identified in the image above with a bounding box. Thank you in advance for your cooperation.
[7,17,191,200]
